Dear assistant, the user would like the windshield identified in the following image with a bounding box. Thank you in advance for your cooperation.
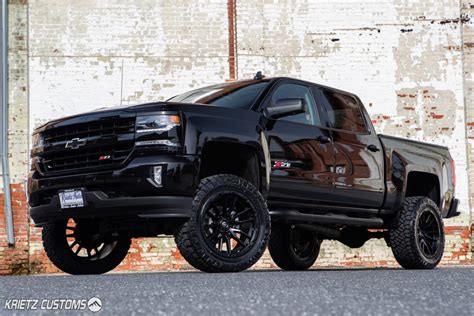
[168,80,269,109]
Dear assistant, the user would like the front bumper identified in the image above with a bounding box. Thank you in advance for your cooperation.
[28,155,197,225]
[30,193,192,225]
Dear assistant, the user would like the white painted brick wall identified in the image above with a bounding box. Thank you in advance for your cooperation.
[29,0,229,129]
[19,0,474,271]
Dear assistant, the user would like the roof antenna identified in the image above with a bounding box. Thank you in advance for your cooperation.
[254,71,265,80]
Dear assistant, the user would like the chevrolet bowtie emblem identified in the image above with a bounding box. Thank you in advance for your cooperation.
[65,137,87,149]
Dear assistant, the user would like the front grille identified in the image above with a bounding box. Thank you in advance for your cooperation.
[38,116,135,175]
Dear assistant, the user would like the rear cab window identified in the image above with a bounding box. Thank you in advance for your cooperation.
[317,88,368,133]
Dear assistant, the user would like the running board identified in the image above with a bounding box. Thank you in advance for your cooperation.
[269,209,384,227]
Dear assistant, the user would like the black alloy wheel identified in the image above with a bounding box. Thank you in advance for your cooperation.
[66,220,119,261]
[289,227,319,260]
[389,196,445,269]
[200,192,259,258]
[415,208,443,259]
[269,223,321,271]
[175,174,270,272]
[42,218,131,274]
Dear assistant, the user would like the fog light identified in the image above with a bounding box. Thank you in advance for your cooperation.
[153,166,162,187]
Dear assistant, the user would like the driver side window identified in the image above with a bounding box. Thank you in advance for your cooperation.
[270,83,320,126]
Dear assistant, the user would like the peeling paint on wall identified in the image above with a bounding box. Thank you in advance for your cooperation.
[2,0,473,274]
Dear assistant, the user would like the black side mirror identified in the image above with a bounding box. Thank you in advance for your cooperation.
[264,98,306,120]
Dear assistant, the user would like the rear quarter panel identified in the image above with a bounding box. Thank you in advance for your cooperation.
[379,134,454,216]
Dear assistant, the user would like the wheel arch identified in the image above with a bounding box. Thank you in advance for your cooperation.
[198,140,266,195]
[404,171,441,207]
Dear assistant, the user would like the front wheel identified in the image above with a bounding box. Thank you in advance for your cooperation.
[389,196,445,269]
[269,223,321,270]
[42,219,131,275]
[175,174,270,272]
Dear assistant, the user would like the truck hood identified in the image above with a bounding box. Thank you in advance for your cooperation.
[34,101,250,134]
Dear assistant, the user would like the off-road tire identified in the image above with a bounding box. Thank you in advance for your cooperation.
[269,223,320,270]
[42,220,131,275]
[175,174,270,272]
[389,196,445,269]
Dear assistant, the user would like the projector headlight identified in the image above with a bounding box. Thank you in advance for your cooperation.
[136,114,181,133]
[135,114,182,148]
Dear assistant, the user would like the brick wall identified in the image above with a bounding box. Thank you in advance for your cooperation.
[461,0,474,261]
[0,0,29,275]
[236,0,472,266]
[1,0,473,274]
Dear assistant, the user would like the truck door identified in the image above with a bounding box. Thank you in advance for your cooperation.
[263,80,335,204]
[313,87,385,208]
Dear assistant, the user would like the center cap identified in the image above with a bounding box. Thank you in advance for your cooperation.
[220,220,229,229]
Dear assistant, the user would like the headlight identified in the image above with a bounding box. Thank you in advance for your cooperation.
[136,114,181,133]
[135,114,182,148]
[32,133,44,147]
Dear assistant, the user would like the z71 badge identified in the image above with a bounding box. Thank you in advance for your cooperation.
[272,161,291,168]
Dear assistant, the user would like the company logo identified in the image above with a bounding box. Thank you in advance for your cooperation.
[4,297,103,312]
[98,155,111,161]
[65,138,87,149]
[87,297,102,312]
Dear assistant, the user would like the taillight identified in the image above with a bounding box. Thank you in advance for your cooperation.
[450,159,456,187]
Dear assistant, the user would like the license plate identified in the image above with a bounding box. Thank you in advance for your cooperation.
[59,189,84,209]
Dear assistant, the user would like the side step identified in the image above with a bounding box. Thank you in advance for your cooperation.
[269,209,384,227]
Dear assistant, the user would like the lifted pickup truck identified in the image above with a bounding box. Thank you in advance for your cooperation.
[29,73,459,274]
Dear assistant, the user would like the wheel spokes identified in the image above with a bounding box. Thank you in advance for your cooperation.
[228,230,246,246]
[416,209,442,258]
[231,207,251,221]
[202,193,258,257]
[232,217,254,225]
[421,232,438,242]
[69,240,78,249]
[74,245,83,255]
[218,237,223,252]
[225,236,232,254]
[230,228,251,239]
[208,206,219,219]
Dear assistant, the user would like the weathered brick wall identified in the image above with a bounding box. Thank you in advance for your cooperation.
[0,0,29,274]
[27,0,231,273]
[461,0,474,262]
[235,0,473,267]
[1,0,473,274]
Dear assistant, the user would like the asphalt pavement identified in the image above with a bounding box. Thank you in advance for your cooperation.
[1,267,473,315]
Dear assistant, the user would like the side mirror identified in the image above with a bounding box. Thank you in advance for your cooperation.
[264,98,306,120]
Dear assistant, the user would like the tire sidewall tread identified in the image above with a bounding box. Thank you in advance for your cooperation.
[268,223,320,271]
[175,174,271,273]
[42,220,131,275]
[389,196,445,269]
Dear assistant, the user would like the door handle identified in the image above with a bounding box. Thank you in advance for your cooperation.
[367,144,380,152]
[316,135,331,144]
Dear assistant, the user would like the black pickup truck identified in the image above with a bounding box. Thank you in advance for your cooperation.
[28,73,459,274]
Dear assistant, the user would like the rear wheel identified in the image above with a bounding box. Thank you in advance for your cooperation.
[42,218,131,275]
[175,174,270,272]
[389,196,445,269]
[269,223,321,271]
